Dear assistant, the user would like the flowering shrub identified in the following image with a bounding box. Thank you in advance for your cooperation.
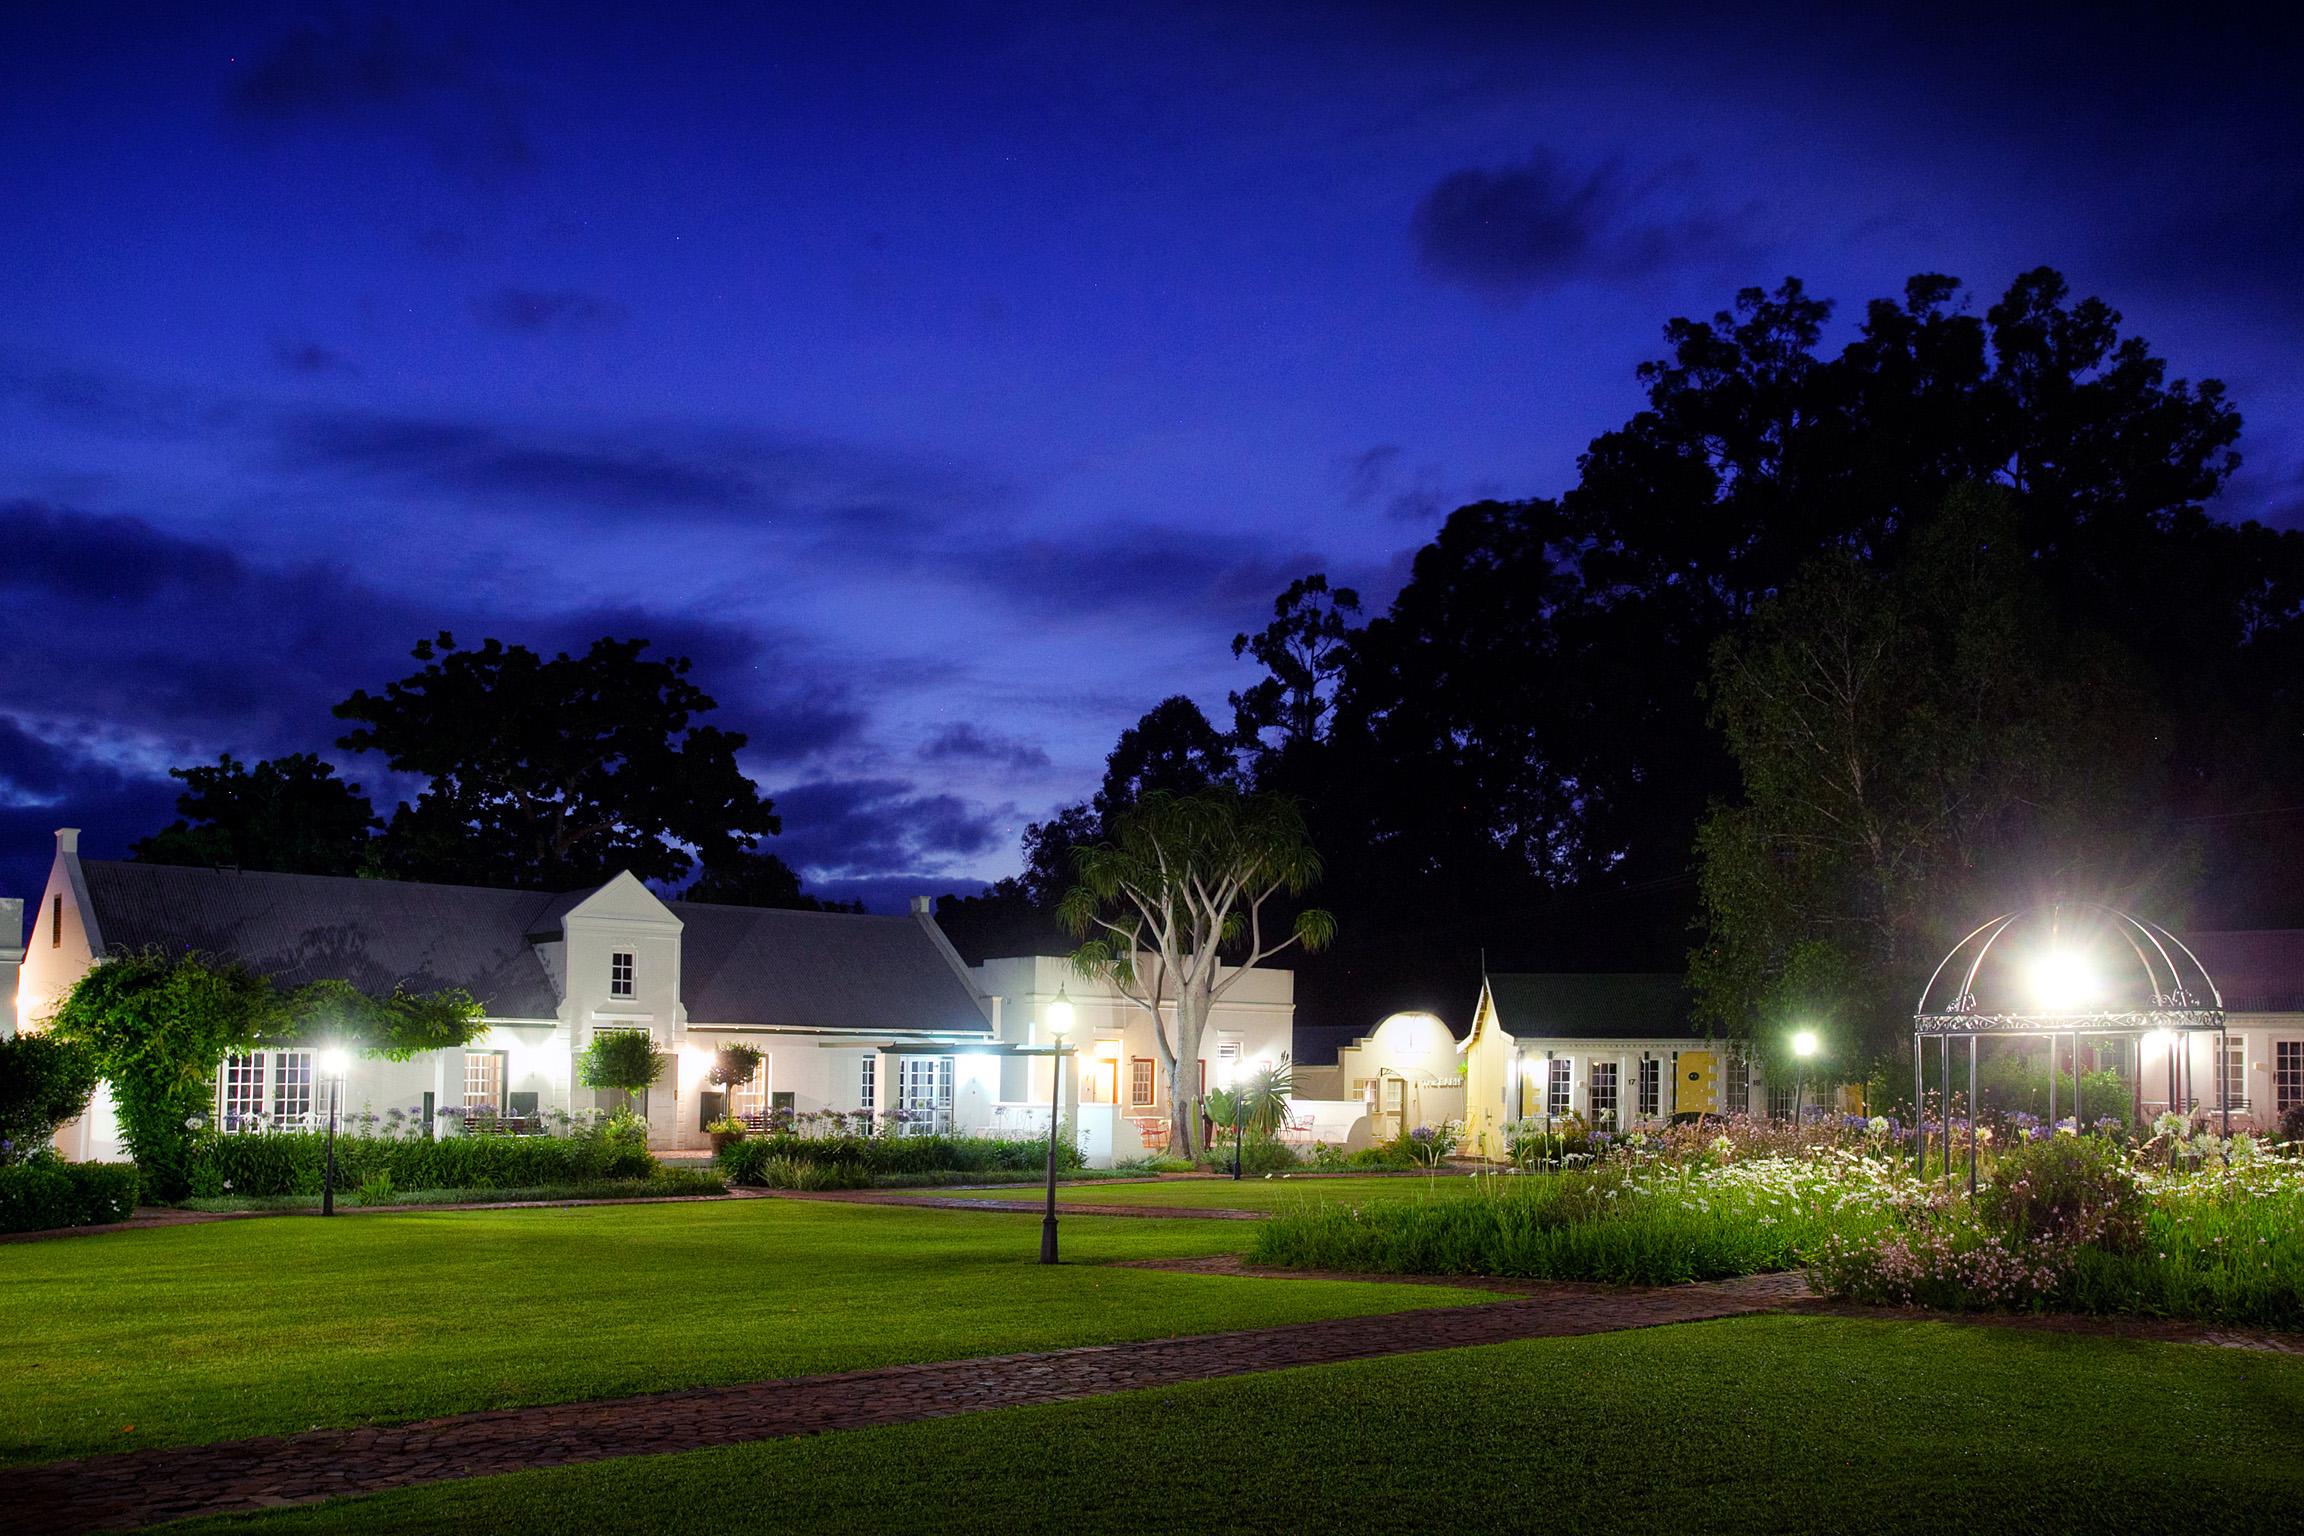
[0,1156,139,1232]
[1400,1122,1460,1168]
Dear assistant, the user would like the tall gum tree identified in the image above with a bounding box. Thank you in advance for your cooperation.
[1059,791,1333,1159]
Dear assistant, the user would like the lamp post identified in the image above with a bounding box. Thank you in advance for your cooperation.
[318,1045,350,1217]
[1791,1029,1819,1124]
[1040,986,1073,1265]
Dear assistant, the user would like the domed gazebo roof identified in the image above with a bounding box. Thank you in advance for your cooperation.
[1913,902,2225,1037]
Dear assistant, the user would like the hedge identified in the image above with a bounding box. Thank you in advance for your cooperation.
[189,1131,654,1197]
[717,1133,1081,1185]
[0,1159,140,1233]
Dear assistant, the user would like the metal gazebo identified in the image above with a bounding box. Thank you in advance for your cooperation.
[1912,902,2226,1194]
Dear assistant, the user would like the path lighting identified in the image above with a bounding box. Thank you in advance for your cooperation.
[1791,1029,1819,1123]
[318,1044,351,1217]
[1040,986,1073,1265]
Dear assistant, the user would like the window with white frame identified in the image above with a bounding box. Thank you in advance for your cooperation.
[609,951,635,998]
[2216,1035,2246,1109]
[1767,1070,1797,1121]
[1637,1057,1661,1119]
[1131,1057,1156,1107]
[2277,1041,2302,1113]
[1216,1038,1243,1088]
[858,1053,876,1115]
[220,1054,267,1130]
[895,1056,953,1134]
[1588,1061,1620,1128]
[217,1051,318,1129]
[1546,1058,1571,1118]
[271,1050,315,1125]
[729,1054,768,1119]
[464,1051,504,1114]
[1726,1057,1752,1115]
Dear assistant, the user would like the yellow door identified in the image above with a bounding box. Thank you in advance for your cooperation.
[1674,1051,1718,1117]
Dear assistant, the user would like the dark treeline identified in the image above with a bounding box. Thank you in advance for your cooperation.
[945,268,2304,1066]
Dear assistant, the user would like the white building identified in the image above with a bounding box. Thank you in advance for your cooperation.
[969,953,1295,1163]
[14,829,1300,1167]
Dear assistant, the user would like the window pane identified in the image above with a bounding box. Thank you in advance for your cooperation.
[272,1051,314,1125]
[465,1052,503,1113]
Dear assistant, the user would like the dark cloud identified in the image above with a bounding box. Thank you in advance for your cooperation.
[225,12,535,178]
[768,777,1007,879]
[918,723,1052,772]
[474,288,628,333]
[282,411,753,511]
[0,505,875,886]
[1337,443,1454,523]
[1413,149,1744,299]
[0,719,180,910]
[272,338,359,375]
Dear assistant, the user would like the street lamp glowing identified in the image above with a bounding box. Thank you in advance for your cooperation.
[318,1045,350,1077]
[2027,950,2100,1013]
[1045,985,1074,1039]
[1791,1029,1819,1060]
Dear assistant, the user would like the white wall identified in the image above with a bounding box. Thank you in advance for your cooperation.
[1,896,22,1038]
[972,955,1295,1139]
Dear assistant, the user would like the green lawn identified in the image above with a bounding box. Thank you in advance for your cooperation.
[0,1198,1485,1466]
[1037,1173,1485,1210]
[167,1314,2304,1535]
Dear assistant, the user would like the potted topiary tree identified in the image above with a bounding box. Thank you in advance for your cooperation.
[704,1044,764,1150]
[576,1030,665,1140]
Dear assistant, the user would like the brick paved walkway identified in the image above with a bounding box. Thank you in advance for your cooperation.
[770,1188,1267,1219]
[0,1277,1791,1534]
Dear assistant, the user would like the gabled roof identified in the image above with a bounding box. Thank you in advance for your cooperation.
[74,859,994,1035]
[80,860,564,1018]
[2182,930,2304,1014]
[667,899,992,1033]
[1485,972,1698,1043]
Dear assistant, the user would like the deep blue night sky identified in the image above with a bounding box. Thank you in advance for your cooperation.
[6,3,2301,909]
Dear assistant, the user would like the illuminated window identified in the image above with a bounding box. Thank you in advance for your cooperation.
[220,1054,267,1130]
[896,1056,953,1135]
[464,1051,504,1114]
[729,1054,769,1119]
[2219,1035,2246,1109]
[1637,1058,1661,1119]
[609,951,635,998]
[1130,1058,1156,1107]
[1546,1059,1571,1118]
[1588,1062,1619,1128]
[270,1051,314,1125]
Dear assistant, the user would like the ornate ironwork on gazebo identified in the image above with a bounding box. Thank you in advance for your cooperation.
[1912,902,2227,1192]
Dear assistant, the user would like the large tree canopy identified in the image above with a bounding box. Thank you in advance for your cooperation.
[335,633,781,890]
[130,753,380,877]
[1691,484,2186,1059]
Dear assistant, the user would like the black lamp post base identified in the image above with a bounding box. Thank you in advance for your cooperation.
[1039,1215,1059,1264]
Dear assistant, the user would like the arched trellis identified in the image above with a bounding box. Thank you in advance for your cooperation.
[1912,902,2227,1194]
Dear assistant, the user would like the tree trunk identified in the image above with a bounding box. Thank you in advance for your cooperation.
[1166,974,1215,1160]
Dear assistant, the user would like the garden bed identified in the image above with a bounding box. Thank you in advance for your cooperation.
[180,1169,730,1212]
[1250,1116,2304,1329]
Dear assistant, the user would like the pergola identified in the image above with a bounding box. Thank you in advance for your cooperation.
[1912,902,2227,1193]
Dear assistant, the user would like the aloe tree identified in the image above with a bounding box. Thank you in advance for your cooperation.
[1060,791,1333,1159]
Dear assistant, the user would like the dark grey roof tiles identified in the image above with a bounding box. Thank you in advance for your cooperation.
[80,861,563,1018]
[665,899,992,1033]
[1486,972,1697,1041]
[75,860,993,1035]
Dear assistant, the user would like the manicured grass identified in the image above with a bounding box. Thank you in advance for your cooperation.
[1039,1173,1485,1210]
[0,1198,1484,1467]
[167,1314,2304,1535]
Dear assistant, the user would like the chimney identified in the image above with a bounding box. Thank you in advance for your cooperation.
[909,895,934,917]
[56,828,80,855]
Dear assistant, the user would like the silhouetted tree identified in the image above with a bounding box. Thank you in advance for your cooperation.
[131,753,379,876]
[335,633,778,890]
